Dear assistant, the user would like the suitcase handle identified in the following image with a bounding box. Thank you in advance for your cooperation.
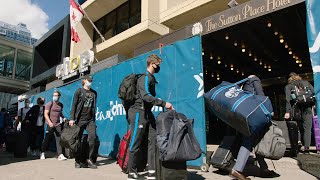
[312,106,317,117]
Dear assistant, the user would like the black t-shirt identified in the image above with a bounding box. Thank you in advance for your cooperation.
[80,89,95,121]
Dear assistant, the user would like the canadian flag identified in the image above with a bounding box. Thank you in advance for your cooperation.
[70,0,84,43]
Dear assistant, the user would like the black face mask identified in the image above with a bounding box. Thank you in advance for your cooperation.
[39,100,45,105]
[154,66,160,73]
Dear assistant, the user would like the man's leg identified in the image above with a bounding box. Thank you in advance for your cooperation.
[127,110,147,179]
[75,122,85,167]
[40,126,54,159]
[86,120,97,168]
[302,107,313,150]
[147,114,157,179]
[53,125,64,157]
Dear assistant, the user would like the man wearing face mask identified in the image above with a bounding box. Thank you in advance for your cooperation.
[69,75,98,169]
[40,90,67,160]
[25,97,45,156]
[127,54,174,180]
[17,99,31,130]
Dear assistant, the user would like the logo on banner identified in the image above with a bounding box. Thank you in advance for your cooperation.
[192,22,203,35]
[225,87,243,98]
[194,73,204,98]
[95,100,163,121]
[56,50,94,80]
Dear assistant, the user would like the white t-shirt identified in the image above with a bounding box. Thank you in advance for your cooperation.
[36,107,44,126]
[17,107,30,121]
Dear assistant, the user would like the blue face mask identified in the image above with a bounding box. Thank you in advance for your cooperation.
[85,81,92,87]
[53,96,59,102]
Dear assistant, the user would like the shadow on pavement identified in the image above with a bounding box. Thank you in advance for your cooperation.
[96,158,117,166]
[294,153,320,179]
[0,148,57,166]
[187,171,206,180]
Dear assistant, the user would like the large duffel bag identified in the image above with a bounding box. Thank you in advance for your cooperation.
[254,122,286,160]
[60,124,80,151]
[156,110,202,162]
[204,78,273,137]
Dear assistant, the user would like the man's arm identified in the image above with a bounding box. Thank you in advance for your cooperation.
[70,89,80,120]
[44,102,54,127]
[137,75,166,107]
[284,85,292,113]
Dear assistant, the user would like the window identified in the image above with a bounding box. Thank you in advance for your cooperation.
[15,49,32,81]
[0,44,15,78]
[129,0,141,27]
[93,0,141,44]
[116,3,129,34]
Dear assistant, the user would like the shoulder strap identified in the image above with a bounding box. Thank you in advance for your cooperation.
[48,101,54,118]
[20,108,23,117]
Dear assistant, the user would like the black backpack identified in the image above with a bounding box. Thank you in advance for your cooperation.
[291,83,315,106]
[118,74,143,112]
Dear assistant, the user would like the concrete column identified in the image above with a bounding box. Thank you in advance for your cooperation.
[12,47,17,79]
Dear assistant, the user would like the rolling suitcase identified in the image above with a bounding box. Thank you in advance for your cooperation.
[210,136,236,171]
[14,131,28,158]
[275,121,299,157]
[312,108,320,151]
[117,130,131,173]
[5,129,16,152]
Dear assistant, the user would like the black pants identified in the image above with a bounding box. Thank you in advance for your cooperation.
[41,124,63,155]
[296,106,313,148]
[30,125,44,151]
[127,108,156,173]
[75,119,96,163]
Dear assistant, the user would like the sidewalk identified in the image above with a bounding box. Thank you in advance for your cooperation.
[0,148,318,180]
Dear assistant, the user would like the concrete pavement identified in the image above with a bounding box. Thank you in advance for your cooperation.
[0,148,318,180]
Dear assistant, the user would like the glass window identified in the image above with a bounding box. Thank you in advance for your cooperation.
[116,3,129,34]
[0,44,15,78]
[129,0,141,27]
[93,17,105,45]
[104,11,116,40]
[15,49,32,81]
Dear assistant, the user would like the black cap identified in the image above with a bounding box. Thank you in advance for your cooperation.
[289,72,297,77]
[83,75,93,81]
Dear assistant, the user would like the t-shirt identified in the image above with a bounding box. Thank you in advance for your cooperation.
[80,89,95,121]
[45,101,63,126]
[36,107,44,126]
[18,107,30,121]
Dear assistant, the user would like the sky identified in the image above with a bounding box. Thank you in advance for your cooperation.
[0,0,69,39]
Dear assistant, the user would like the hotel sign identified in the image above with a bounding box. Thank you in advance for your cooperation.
[56,50,94,80]
[189,0,304,36]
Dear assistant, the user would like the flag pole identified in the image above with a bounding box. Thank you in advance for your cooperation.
[74,1,106,42]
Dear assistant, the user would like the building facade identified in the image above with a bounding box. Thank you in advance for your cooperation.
[0,21,37,46]
[72,0,250,60]
[0,34,33,110]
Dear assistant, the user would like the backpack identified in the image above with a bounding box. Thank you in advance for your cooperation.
[60,124,80,151]
[291,83,315,106]
[118,74,143,113]
[254,123,286,160]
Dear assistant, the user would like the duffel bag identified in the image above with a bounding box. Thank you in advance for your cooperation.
[254,122,286,160]
[204,78,273,137]
[60,124,80,151]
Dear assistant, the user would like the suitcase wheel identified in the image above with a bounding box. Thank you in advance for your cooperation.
[201,163,210,172]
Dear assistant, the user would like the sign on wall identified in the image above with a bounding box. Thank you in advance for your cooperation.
[56,50,94,80]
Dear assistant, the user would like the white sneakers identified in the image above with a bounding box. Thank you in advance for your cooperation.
[57,154,67,161]
[39,153,67,161]
[40,152,45,160]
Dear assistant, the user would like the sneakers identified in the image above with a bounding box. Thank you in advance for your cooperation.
[75,161,81,168]
[31,150,37,157]
[260,169,280,178]
[40,152,45,160]
[147,170,156,180]
[58,154,68,161]
[87,159,97,169]
[127,172,138,180]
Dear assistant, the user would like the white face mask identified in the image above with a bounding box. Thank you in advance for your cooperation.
[85,80,92,87]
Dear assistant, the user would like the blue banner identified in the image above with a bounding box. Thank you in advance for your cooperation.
[306,0,320,116]
[29,35,206,167]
